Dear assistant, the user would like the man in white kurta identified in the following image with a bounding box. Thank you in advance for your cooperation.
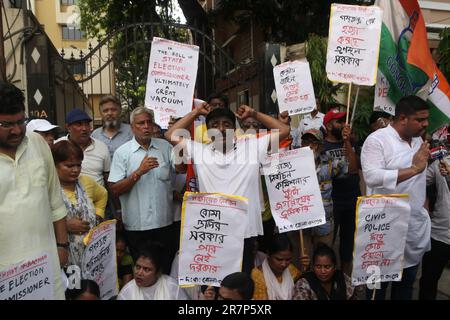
[0,132,67,299]
[0,82,67,300]
[361,95,431,300]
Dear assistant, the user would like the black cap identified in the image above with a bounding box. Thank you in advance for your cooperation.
[369,111,391,125]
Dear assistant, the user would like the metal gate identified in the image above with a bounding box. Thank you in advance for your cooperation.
[61,21,249,122]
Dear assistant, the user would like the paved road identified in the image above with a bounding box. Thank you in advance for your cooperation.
[333,232,450,300]
[413,263,450,300]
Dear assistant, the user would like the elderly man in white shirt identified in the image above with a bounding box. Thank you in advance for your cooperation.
[361,95,431,300]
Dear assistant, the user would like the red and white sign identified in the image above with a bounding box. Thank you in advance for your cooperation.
[0,252,54,300]
[145,37,199,128]
[273,60,317,116]
[326,4,382,86]
[178,193,248,287]
[263,147,326,233]
[352,195,410,286]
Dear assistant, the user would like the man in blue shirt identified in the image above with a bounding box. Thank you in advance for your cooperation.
[91,95,133,160]
[108,107,183,273]
[92,95,133,221]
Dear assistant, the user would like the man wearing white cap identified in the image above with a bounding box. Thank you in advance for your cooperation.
[26,119,59,146]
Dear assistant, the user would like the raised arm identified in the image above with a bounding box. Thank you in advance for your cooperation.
[109,155,159,197]
[236,106,291,141]
[396,142,429,183]
[342,125,359,174]
[361,136,429,191]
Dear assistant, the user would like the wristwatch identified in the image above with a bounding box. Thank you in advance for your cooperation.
[57,242,70,249]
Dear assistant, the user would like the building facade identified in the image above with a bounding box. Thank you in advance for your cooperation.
[31,0,115,125]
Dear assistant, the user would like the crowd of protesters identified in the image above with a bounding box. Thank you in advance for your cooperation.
[1,81,449,300]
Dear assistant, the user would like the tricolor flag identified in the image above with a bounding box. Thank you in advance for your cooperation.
[374,0,450,132]
[186,101,199,192]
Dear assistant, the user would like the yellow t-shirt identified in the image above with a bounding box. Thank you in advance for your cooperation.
[194,123,209,143]
[63,175,108,218]
[251,264,301,300]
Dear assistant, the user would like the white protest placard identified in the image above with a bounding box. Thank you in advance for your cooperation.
[144,37,199,129]
[351,195,410,286]
[0,252,54,300]
[263,147,326,233]
[273,60,317,116]
[82,220,118,300]
[178,192,248,287]
[153,109,171,131]
[374,72,396,115]
[326,4,382,86]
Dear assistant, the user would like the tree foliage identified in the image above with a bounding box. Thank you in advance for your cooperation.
[78,0,168,37]
[438,27,450,82]
[350,87,375,142]
[211,0,374,44]
[305,34,342,109]
[77,0,377,110]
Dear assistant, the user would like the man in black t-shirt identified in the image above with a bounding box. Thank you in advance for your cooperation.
[323,109,360,276]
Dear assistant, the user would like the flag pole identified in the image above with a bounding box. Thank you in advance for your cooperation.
[350,85,360,129]
[346,82,353,124]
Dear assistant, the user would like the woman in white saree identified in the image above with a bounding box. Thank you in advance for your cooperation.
[117,242,188,300]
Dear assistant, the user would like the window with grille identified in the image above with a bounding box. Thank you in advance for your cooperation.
[61,0,77,5]
[62,26,85,40]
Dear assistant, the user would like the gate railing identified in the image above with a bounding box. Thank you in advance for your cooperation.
[61,22,252,112]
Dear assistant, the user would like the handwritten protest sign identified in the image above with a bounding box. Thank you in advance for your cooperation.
[326,4,382,86]
[262,147,326,233]
[178,192,248,287]
[374,72,395,115]
[273,60,316,116]
[152,109,171,131]
[82,220,118,300]
[0,252,54,300]
[351,195,410,286]
[144,37,199,129]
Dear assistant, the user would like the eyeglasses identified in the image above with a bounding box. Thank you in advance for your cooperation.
[0,119,27,129]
